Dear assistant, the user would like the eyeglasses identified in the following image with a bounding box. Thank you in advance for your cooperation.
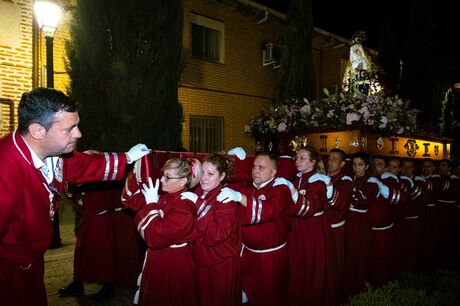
[161,173,186,182]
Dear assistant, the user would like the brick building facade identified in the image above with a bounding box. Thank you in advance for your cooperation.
[0,0,350,154]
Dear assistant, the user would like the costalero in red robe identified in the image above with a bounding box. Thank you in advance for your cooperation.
[0,130,127,306]
[192,184,242,306]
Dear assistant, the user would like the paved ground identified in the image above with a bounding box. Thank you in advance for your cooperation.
[44,200,137,306]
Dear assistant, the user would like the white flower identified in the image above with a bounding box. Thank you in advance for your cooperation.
[397,127,404,134]
[379,116,389,128]
[327,109,335,118]
[346,112,360,125]
[359,106,370,120]
[277,122,287,132]
[301,104,311,115]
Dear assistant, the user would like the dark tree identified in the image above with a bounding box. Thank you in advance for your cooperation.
[66,0,184,151]
[276,0,316,105]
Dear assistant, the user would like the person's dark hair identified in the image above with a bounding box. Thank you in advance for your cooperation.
[372,155,387,165]
[204,152,234,183]
[439,159,453,168]
[352,151,371,166]
[255,151,278,169]
[329,148,347,161]
[18,87,78,135]
[388,157,401,164]
[421,158,435,165]
[401,158,415,165]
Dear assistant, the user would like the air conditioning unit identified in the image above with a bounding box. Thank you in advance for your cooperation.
[262,42,282,68]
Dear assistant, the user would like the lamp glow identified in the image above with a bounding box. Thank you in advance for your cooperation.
[34,0,62,37]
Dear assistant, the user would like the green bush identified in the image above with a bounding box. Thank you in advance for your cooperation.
[345,269,460,306]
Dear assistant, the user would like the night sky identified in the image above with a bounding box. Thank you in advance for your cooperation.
[254,0,460,81]
[255,0,411,49]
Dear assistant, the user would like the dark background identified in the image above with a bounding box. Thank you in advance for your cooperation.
[255,0,459,68]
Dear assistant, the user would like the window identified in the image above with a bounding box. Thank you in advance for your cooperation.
[189,116,224,153]
[191,13,224,63]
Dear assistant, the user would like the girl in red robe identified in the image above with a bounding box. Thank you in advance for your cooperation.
[343,152,379,298]
[288,146,332,306]
[182,153,242,306]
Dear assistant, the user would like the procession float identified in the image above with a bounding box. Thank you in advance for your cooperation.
[246,32,452,160]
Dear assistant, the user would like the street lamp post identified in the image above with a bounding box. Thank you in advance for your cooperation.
[33,0,63,249]
[34,0,62,88]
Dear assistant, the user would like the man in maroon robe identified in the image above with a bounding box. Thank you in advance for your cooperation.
[0,88,149,306]
[217,152,292,306]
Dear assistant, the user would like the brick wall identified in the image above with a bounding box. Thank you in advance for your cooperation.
[0,0,33,136]
[181,0,284,152]
[1,0,349,151]
[180,86,271,155]
[0,0,70,137]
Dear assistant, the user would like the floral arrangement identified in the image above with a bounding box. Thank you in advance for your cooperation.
[245,88,419,137]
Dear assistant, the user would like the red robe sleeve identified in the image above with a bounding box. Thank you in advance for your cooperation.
[198,202,240,246]
[63,151,128,184]
[352,179,379,209]
[135,199,196,250]
[291,181,327,218]
[121,171,145,212]
[241,184,291,225]
[328,177,354,214]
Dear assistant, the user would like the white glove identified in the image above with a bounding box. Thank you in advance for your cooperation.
[379,184,390,200]
[307,173,333,199]
[367,177,389,199]
[126,143,150,164]
[141,177,160,204]
[181,191,198,204]
[217,187,243,203]
[227,147,246,160]
[274,177,299,203]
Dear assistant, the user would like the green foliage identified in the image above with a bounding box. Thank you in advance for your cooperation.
[276,0,316,105]
[345,270,460,306]
[439,88,456,136]
[399,270,460,298]
[66,0,184,151]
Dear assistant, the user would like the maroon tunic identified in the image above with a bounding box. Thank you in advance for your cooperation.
[238,179,291,306]
[366,173,403,285]
[72,184,117,283]
[325,173,353,304]
[110,206,146,288]
[395,175,424,272]
[0,131,127,306]
[437,174,460,266]
[402,175,430,272]
[192,185,242,306]
[343,175,378,298]
[288,170,331,306]
[123,188,198,306]
[420,174,441,271]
